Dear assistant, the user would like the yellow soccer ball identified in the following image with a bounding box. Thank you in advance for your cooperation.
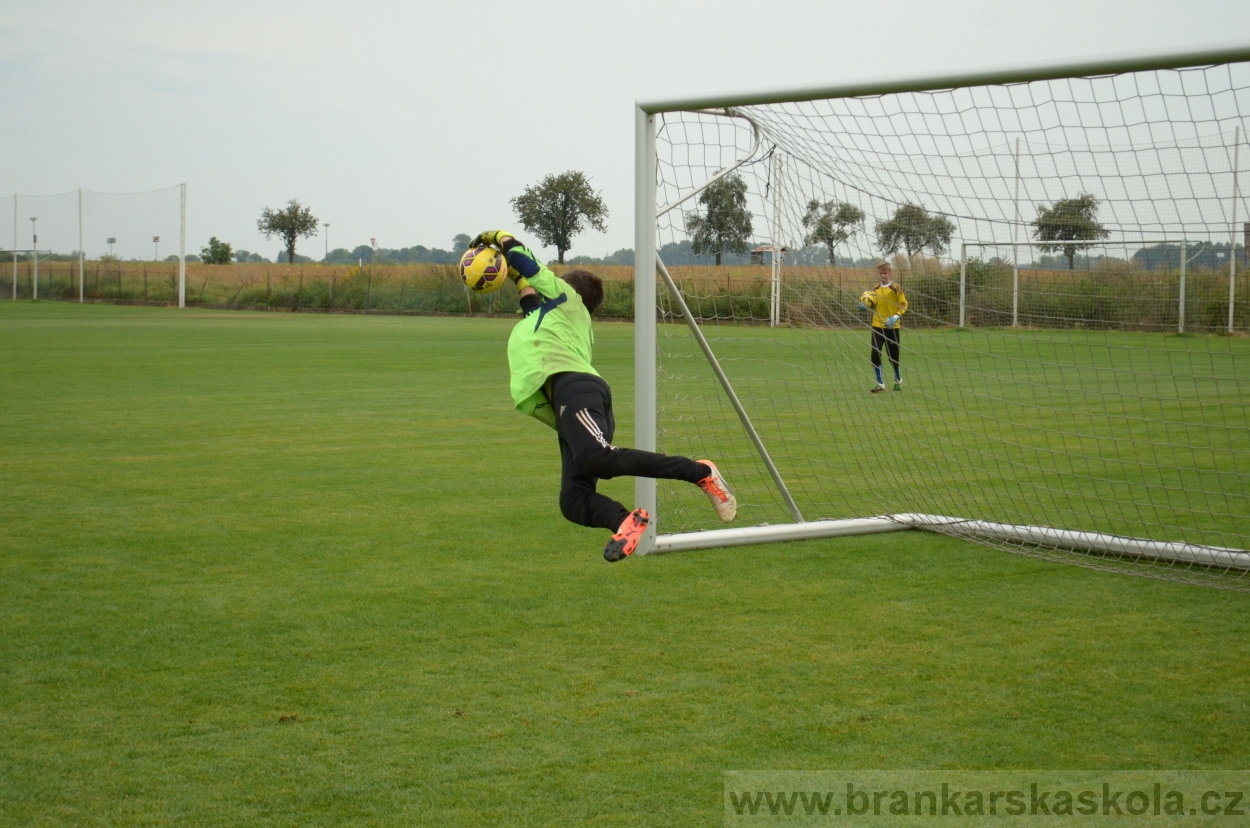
[460,246,509,293]
[859,290,876,308]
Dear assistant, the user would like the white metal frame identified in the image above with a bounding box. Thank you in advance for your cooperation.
[633,45,1250,567]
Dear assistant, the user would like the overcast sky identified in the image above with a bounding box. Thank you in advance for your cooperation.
[2,0,1249,261]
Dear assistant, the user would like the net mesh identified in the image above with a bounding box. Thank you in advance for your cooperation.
[650,60,1250,590]
[0,187,183,300]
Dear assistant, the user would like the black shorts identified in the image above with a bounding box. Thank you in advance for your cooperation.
[548,371,705,530]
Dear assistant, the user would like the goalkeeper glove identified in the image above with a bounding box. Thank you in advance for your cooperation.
[885,314,900,329]
[470,230,517,248]
[858,302,868,312]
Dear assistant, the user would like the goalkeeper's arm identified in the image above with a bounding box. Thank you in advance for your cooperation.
[473,230,544,307]
[499,236,544,314]
[472,230,543,284]
[499,237,542,281]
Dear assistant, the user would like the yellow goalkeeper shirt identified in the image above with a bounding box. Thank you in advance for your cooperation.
[869,282,908,329]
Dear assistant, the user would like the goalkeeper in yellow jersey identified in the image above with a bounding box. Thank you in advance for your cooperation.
[859,260,908,392]
[470,229,737,562]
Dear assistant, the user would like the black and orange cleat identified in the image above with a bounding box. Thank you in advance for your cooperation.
[603,508,650,562]
[696,460,737,522]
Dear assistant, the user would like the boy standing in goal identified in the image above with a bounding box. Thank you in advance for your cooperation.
[470,230,737,561]
[860,261,908,392]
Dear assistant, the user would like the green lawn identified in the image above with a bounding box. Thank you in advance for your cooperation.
[1,302,1247,826]
[654,321,1250,565]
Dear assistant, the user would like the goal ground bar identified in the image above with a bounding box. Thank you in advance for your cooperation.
[649,515,1250,571]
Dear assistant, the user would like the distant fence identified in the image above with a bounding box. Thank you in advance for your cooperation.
[4,260,1246,333]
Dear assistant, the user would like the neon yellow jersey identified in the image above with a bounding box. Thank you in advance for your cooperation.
[506,258,599,430]
[869,282,908,329]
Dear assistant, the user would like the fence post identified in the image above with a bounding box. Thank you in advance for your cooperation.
[1230,125,1240,332]
[959,243,967,328]
[1179,239,1187,334]
[78,188,84,303]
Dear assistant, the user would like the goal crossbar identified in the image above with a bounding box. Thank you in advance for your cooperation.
[638,45,1250,114]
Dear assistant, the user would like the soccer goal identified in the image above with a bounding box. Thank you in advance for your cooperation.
[632,46,1250,591]
[1,186,187,306]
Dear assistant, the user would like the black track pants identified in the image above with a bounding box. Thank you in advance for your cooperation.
[870,326,901,372]
[551,372,706,532]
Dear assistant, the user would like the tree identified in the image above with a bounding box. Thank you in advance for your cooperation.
[801,199,864,264]
[685,173,753,266]
[510,171,609,264]
[257,199,320,266]
[927,213,955,257]
[234,249,269,263]
[452,234,472,255]
[200,236,233,265]
[875,203,954,262]
[1032,193,1109,271]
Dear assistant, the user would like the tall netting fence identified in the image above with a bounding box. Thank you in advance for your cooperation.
[0,185,634,316]
[1,187,185,302]
[649,55,1250,590]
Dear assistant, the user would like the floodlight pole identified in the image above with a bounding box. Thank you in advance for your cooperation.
[153,235,160,262]
[29,217,37,301]
[323,223,330,262]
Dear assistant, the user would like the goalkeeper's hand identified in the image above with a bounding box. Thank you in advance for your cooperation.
[470,230,517,249]
[858,302,868,312]
[885,314,900,329]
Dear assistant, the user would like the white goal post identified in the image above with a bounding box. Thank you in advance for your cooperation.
[632,46,1250,590]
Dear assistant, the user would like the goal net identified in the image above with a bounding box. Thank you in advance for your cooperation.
[0,186,186,305]
[633,48,1250,591]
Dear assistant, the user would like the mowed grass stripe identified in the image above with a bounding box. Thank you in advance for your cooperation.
[1,302,1247,827]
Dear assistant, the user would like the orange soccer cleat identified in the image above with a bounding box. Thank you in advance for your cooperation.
[603,508,650,562]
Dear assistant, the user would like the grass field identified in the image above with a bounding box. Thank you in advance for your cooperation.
[2,302,1248,826]
[653,320,1250,564]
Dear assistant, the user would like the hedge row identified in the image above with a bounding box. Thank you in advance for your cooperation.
[8,260,1248,332]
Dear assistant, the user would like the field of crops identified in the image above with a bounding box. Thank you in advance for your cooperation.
[8,257,1247,334]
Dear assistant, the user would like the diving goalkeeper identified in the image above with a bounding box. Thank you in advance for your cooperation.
[860,260,908,392]
[471,230,737,562]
